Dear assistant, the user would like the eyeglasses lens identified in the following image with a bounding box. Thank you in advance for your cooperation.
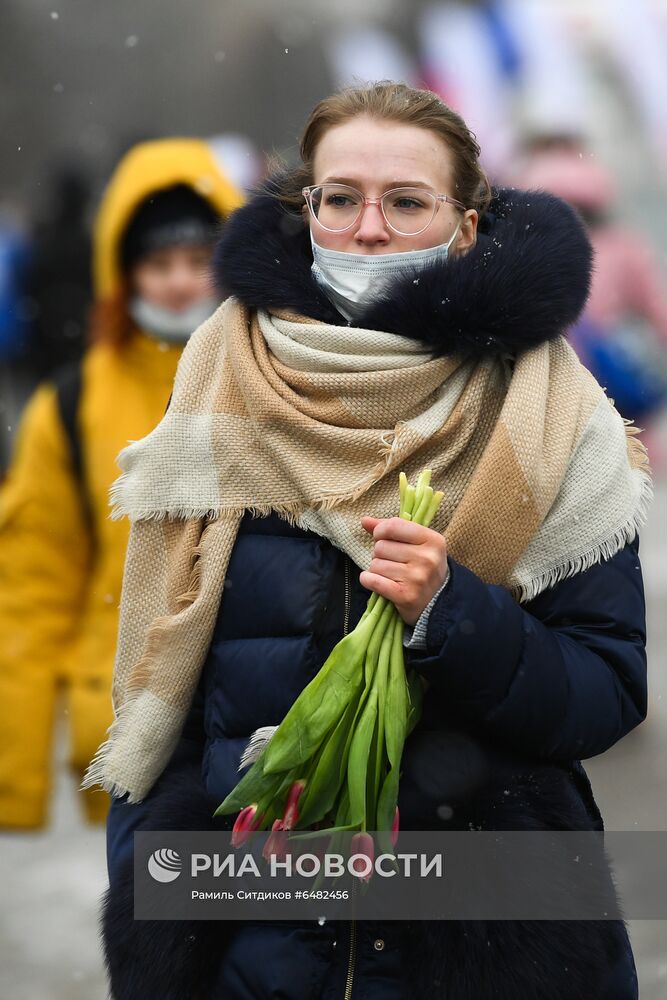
[308,185,437,235]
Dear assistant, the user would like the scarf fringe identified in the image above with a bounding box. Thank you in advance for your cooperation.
[623,417,653,476]
[109,466,392,526]
[174,536,207,611]
[80,708,136,802]
[513,468,653,604]
[80,686,178,804]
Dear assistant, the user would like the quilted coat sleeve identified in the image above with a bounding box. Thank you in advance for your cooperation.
[0,383,92,828]
[403,536,647,762]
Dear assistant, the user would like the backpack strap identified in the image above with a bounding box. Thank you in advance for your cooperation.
[51,360,94,538]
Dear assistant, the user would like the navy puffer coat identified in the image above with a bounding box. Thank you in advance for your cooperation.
[102,184,647,999]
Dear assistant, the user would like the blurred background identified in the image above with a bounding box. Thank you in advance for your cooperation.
[1,0,666,996]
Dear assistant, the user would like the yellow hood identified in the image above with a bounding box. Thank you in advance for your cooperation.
[93,138,244,301]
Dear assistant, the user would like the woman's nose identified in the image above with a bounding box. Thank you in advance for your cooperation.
[354,201,390,245]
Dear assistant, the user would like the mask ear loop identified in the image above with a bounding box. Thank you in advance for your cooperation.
[446,219,463,253]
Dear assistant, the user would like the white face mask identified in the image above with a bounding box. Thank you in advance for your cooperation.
[310,223,462,324]
[129,295,219,344]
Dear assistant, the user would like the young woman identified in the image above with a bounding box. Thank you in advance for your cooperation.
[91,84,650,999]
[0,139,242,829]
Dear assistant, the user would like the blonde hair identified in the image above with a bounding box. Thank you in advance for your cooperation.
[275,80,492,216]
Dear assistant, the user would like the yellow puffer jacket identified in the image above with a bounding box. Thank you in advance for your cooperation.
[0,139,243,828]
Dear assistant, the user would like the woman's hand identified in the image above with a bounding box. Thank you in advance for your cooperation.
[360,515,449,626]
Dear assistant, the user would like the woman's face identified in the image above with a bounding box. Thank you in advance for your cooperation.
[130,243,213,312]
[310,116,478,255]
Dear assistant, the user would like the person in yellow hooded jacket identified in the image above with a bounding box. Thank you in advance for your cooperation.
[0,139,243,829]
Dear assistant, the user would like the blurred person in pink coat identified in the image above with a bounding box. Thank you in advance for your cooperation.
[518,145,667,466]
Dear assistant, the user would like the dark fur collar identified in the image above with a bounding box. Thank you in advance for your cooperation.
[214,176,593,358]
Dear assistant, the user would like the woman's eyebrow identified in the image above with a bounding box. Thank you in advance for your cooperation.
[322,176,434,190]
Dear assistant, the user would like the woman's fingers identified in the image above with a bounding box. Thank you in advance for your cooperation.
[358,569,422,626]
[362,517,446,561]
[363,515,432,545]
[359,570,405,604]
[367,557,408,582]
[369,538,413,563]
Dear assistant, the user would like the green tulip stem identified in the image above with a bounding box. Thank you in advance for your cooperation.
[423,490,445,528]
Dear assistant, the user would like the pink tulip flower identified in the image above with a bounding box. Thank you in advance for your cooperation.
[350,831,375,882]
[391,806,400,848]
[231,803,263,848]
[281,780,306,830]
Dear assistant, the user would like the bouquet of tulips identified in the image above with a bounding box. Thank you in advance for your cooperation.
[214,470,444,875]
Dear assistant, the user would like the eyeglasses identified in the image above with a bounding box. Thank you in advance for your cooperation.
[302,183,467,236]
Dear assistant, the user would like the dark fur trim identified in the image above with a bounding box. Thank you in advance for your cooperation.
[102,761,232,1000]
[214,175,593,359]
[401,735,633,997]
[103,745,632,999]
[405,917,632,999]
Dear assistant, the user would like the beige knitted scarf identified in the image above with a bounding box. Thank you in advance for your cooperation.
[81,296,652,803]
